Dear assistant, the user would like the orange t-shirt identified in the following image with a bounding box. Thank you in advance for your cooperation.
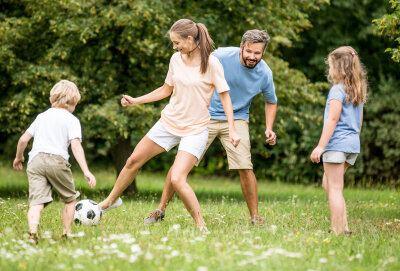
[161,52,229,136]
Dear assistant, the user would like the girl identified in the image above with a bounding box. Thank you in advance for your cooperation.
[310,46,368,235]
[99,19,240,231]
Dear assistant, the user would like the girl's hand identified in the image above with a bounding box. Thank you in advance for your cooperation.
[310,146,324,163]
[13,157,24,170]
[121,95,136,107]
[229,130,241,147]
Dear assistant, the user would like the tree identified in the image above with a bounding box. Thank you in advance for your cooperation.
[1,0,329,188]
[373,0,400,62]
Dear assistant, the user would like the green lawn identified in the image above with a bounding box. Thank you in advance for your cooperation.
[0,165,399,271]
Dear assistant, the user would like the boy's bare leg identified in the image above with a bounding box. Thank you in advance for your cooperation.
[62,199,76,235]
[99,136,165,210]
[170,151,205,228]
[27,204,44,234]
[324,162,346,234]
[238,169,259,219]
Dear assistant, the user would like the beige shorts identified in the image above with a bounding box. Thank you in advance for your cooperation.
[27,153,80,206]
[196,119,253,169]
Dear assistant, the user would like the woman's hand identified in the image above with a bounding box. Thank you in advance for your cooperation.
[121,95,136,107]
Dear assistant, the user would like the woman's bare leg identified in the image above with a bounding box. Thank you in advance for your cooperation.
[170,151,205,228]
[99,136,165,210]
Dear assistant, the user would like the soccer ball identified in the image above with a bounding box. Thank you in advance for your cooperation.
[74,199,102,226]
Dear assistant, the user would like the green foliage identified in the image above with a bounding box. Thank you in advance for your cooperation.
[373,0,400,62]
[279,0,400,182]
[1,0,338,183]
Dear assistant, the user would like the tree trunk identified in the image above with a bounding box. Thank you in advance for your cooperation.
[111,136,137,196]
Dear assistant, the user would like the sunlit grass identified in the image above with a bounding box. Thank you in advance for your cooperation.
[0,165,399,270]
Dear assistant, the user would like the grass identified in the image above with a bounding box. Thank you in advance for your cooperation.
[0,165,399,271]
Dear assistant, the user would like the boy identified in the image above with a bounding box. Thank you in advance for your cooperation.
[13,80,96,242]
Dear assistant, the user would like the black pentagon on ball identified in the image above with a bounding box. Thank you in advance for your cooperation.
[87,210,96,219]
[74,218,82,225]
[89,200,97,205]
[76,203,83,211]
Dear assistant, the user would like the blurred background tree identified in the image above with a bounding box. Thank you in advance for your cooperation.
[1,0,398,190]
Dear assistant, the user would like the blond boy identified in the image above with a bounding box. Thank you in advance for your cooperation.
[13,80,96,242]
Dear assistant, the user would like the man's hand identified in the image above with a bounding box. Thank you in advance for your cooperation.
[265,129,276,146]
[13,157,24,170]
[84,170,96,189]
[230,130,241,147]
[121,95,136,107]
[310,146,324,163]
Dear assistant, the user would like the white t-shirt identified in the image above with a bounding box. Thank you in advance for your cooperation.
[26,108,82,163]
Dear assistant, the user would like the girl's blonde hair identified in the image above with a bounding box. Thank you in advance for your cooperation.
[50,80,81,112]
[169,19,214,74]
[327,46,368,106]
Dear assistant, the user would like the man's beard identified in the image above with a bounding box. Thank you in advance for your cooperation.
[241,51,261,69]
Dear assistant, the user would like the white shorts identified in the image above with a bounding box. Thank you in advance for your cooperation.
[146,120,209,160]
[322,151,358,165]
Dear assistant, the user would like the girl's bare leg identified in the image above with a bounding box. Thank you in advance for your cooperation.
[324,162,346,234]
[62,200,76,235]
[27,204,44,234]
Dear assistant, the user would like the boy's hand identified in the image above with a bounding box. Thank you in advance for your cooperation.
[310,146,324,163]
[229,130,241,147]
[84,170,96,189]
[13,157,24,170]
[265,129,277,145]
[121,95,136,107]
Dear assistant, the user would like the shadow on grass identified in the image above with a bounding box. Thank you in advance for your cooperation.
[0,186,301,203]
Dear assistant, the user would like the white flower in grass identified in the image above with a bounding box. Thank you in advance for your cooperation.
[73,264,84,269]
[122,238,136,244]
[170,224,181,231]
[140,230,150,235]
[169,250,180,257]
[161,237,168,242]
[242,231,251,235]
[145,252,154,260]
[194,236,205,242]
[110,243,118,249]
[130,244,141,253]
[270,225,278,232]
[348,256,355,261]
[94,246,100,250]
[214,242,222,248]
[129,254,138,263]
[57,264,66,269]
[198,267,208,271]
[356,253,362,259]
[319,258,328,263]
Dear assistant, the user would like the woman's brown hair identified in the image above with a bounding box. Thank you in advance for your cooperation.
[169,19,214,74]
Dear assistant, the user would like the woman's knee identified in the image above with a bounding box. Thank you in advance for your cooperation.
[170,174,186,189]
[125,153,140,169]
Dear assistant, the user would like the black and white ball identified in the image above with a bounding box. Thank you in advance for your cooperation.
[74,199,102,226]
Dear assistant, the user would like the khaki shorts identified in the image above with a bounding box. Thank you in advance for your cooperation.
[196,119,253,169]
[27,153,80,206]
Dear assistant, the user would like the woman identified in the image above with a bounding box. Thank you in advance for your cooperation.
[99,19,240,231]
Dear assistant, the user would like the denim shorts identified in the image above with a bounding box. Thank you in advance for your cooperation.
[322,151,358,165]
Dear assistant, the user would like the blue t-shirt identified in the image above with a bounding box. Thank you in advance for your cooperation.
[324,84,363,153]
[208,47,277,120]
